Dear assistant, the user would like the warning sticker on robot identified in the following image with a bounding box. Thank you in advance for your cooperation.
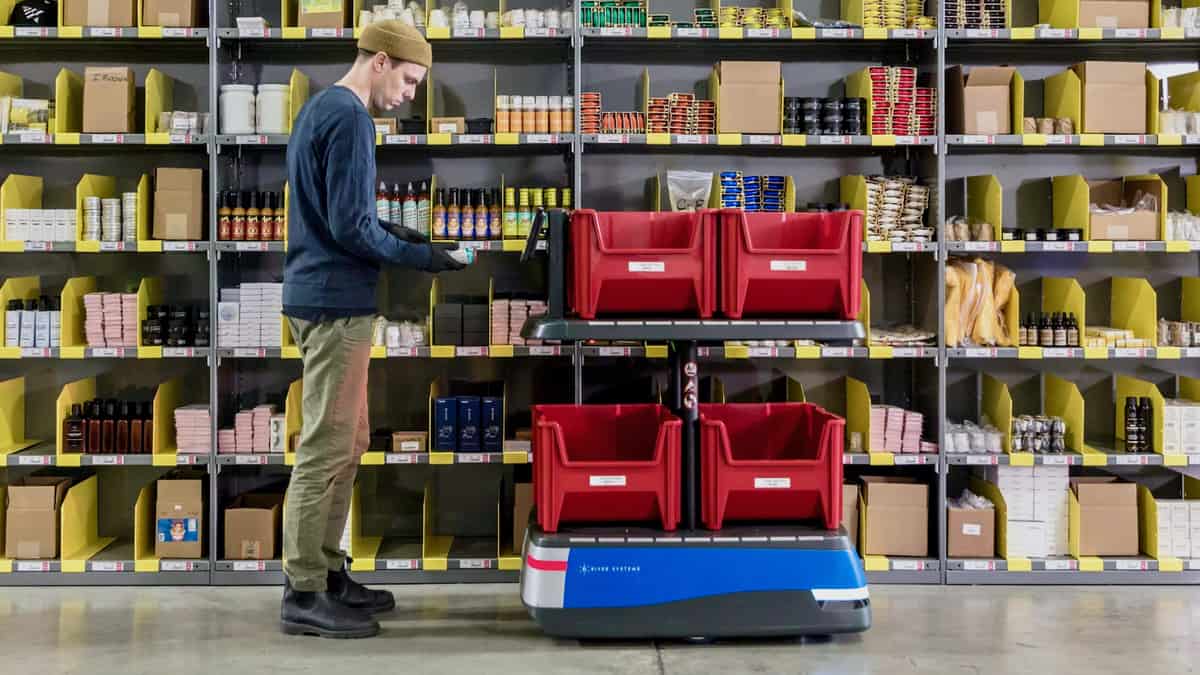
[754,477,792,489]
[770,260,807,272]
[628,262,665,273]
[590,475,627,487]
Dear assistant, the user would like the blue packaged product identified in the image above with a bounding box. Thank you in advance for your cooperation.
[457,396,481,451]
[482,397,503,451]
[435,397,457,451]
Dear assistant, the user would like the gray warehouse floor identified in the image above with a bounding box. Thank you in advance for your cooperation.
[0,584,1195,674]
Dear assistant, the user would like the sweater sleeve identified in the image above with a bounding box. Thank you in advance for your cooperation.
[322,111,433,270]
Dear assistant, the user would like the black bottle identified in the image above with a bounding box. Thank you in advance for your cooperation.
[142,401,155,453]
[87,400,102,454]
[101,400,116,454]
[1125,396,1141,452]
[116,401,130,454]
[1139,397,1153,454]
[64,403,86,454]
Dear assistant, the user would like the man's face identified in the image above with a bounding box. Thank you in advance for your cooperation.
[370,53,427,112]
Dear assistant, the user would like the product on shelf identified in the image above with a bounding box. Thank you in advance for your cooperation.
[1121,395,1155,453]
[947,488,995,558]
[375,180,430,235]
[578,92,645,133]
[435,388,504,453]
[647,93,715,135]
[82,192,137,243]
[1075,61,1147,134]
[719,171,785,213]
[175,404,211,455]
[4,476,72,559]
[947,66,1016,136]
[1165,210,1200,241]
[219,83,289,135]
[5,295,60,349]
[579,0,644,27]
[1155,499,1200,559]
[785,97,864,136]
[497,95,572,134]
[1159,319,1200,347]
[864,176,931,243]
[225,493,284,560]
[943,419,1004,454]
[716,60,781,134]
[866,66,934,136]
[1162,5,1200,27]
[1011,415,1068,454]
[218,283,283,348]
[490,298,547,345]
[944,258,1015,347]
[156,477,203,559]
[142,0,199,26]
[154,168,204,241]
[666,170,712,211]
[391,431,427,452]
[64,398,155,454]
[434,299,489,346]
[944,217,994,242]
[371,315,427,348]
[83,292,137,347]
[858,475,928,556]
[434,185,566,240]
[1018,312,1080,348]
[359,0,425,26]
[977,465,1069,558]
[217,404,283,455]
[717,5,788,28]
[944,0,1006,29]
[83,66,135,134]
[0,97,50,134]
[155,110,208,135]
[858,0,936,28]
[1089,187,1159,240]
[1021,116,1073,135]
[1163,399,1200,454]
[854,404,929,454]
[218,190,285,241]
[1070,477,1137,556]
[141,304,210,348]
[1084,325,1150,349]
[579,92,601,133]
[64,0,134,26]
[870,326,936,347]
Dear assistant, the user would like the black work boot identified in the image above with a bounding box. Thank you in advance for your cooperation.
[328,564,396,614]
[281,578,380,639]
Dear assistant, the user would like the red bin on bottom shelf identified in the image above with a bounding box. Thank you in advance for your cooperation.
[533,404,682,532]
[699,402,844,531]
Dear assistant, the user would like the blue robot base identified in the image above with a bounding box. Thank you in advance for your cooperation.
[521,524,871,640]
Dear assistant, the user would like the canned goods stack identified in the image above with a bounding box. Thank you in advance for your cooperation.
[1011,415,1067,454]
[101,198,122,242]
[864,176,932,243]
[579,0,645,28]
[83,196,102,242]
[720,172,785,213]
[944,0,1006,29]
[648,13,671,27]
[579,92,602,134]
[647,94,715,135]
[691,7,716,27]
[907,0,935,27]
[861,0,909,28]
[600,111,646,133]
[122,192,137,242]
[866,66,935,136]
[784,98,865,136]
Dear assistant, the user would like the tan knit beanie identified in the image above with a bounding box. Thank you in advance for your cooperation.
[358,20,432,68]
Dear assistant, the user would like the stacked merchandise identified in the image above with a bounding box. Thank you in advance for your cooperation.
[865,67,934,137]
[1010,415,1068,454]
[907,0,935,27]
[3,208,78,244]
[975,465,1069,558]
[942,419,1005,454]
[944,0,1005,29]
[1155,500,1200,559]
[83,292,138,347]
[646,94,715,135]
[4,296,61,349]
[579,0,646,27]
[82,193,138,243]
[371,316,428,348]
[717,6,786,28]
[944,259,1017,347]
[490,298,547,346]
[864,177,931,243]
[860,0,908,28]
[719,171,785,213]
[579,92,601,134]
[218,283,283,348]
[1084,326,1151,349]
[784,97,866,136]
[1162,399,1200,454]
[219,404,283,454]
[866,404,934,454]
[142,305,210,348]
[174,404,211,455]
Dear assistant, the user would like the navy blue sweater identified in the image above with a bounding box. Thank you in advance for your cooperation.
[283,85,432,321]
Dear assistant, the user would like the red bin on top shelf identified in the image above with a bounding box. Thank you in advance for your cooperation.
[533,404,682,532]
[718,209,862,320]
[569,209,717,319]
[699,402,845,531]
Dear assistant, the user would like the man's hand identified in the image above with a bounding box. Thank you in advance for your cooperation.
[428,246,468,272]
[381,221,431,245]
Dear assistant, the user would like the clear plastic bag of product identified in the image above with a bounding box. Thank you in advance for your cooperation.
[667,170,713,212]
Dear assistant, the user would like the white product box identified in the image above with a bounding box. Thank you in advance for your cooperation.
[1182,403,1200,422]
[1173,503,1189,525]
[1009,521,1047,558]
[1184,442,1200,455]
[1165,440,1182,454]
[1173,540,1191,557]
[1190,502,1200,520]
[6,208,28,240]
[1033,464,1069,479]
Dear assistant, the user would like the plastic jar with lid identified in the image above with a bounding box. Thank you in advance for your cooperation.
[220,84,256,135]
[548,96,563,133]
[534,95,550,134]
[509,95,524,133]
[495,95,510,134]
[256,84,290,134]
[522,96,536,134]
[561,96,574,133]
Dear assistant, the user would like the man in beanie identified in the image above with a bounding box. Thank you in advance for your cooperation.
[281,20,465,639]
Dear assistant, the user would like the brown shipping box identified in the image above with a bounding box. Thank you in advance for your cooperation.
[299,0,351,28]
[1073,61,1146,133]
[946,65,1014,135]
[842,483,859,548]
[83,67,135,134]
[1078,0,1149,28]
[64,0,135,26]
[1087,178,1160,240]
[4,476,71,559]
[514,483,535,550]
[947,506,995,558]
[1071,477,1138,556]
[224,494,283,560]
[157,479,204,559]
[392,431,428,453]
[717,61,782,134]
[154,168,204,240]
[142,0,198,26]
[860,476,928,556]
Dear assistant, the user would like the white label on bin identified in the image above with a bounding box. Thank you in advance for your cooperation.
[1116,559,1148,571]
[628,261,665,273]
[754,477,791,489]
[399,441,421,453]
[386,559,417,570]
[962,523,982,536]
[590,475,627,487]
[1044,559,1075,571]
[769,260,807,272]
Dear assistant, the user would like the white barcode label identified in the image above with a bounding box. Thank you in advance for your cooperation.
[1044,559,1074,571]
[163,347,195,357]
[91,561,123,572]
[525,27,552,37]
[388,347,417,357]
[459,559,490,569]
[453,28,484,38]
[1043,348,1070,358]
[16,561,50,572]
[529,346,558,356]
[398,441,421,453]
[1113,348,1145,358]
[17,455,50,465]
[1039,28,1067,38]
[745,28,779,37]
[1114,28,1146,37]
[891,29,918,37]
[962,524,982,536]
[892,347,919,358]
[894,455,923,465]
[458,453,486,464]
[589,475,627,487]
[965,348,993,358]
[599,27,631,36]
[1042,456,1068,465]
[233,348,265,357]
[92,456,122,465]
[235,455,267,465]
[233,561,266,572]
[965,29,999,37]
[769,260,807,272]
[1045,135,1070,145]
[822,347,850,357]
[163,242,196,251]
[822,28,850,38]
[747,134,779,145]
[628,261,665,272]
[386,453,419,464]
[598,347,629,357]
[962,135,992,145]
[236,135,265,145]
[675,134,704,144]
[240,28,266,37]
[597,134,627,144]
[91,134,120,144]
[99,241,126,251]
[964,242,995,251]
[525,134,552,144]
[386,559,417,570]
[754,477,791,489]
[963,559,993,570]
[457,134,491,144]
[385,135,418,145]
[457,346,486,356]
[892,560,922,571]
[966,455,997,465]
[90,27,118,37]
[819,135,850,145]
[1043,242,1069,251]
[14,27,48,37]
[676,28,703,37]
[162,27,191,37]
[160,561,194,572]
[892,242,919,252]
[20,347,50,357]
[91,347,122,357]
[235,241,267,252]
[1115,560,1148,571]
[311,28,340,37]
[1114,135,1145,145]
[1115,455,1147,465]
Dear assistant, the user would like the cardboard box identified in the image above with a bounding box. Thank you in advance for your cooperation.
[431,117,466,134]
[946,65,1016,135]
[142,0,198,26]
[859,476,928,557]
[153,168,203,240]
[1073,61,1146,133]
[224,494,282,560]
[1078,0,1149,28]
[1087,178,1159,240]
[842,483,859,548]
[948,506,995,558]
[1071,477,1138,556]
[513,483,534,550]
[156,478,203,559]
[64,0,135,26]
[4,476,71,559]
[716,61,782,134]
[83,67,135,134]
[299,0,351,28]
[392,431,428,453]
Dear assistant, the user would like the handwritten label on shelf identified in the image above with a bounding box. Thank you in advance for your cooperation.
[233,561,266,572]
[15,561,51,572]
[1115,560,1149,571]
[385,559,417,570]
[16,455,51,465]
[91,561,125,572]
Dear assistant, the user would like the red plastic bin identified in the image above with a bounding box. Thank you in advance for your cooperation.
[533,404,682,532]
[569,209,716,319]
[718,208,862,320]
[699,402,844,531]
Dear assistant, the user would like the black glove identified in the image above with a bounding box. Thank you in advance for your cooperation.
[381,220,431,245]
[427,245,467,272]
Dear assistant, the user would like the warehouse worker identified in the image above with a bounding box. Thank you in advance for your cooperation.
[281,21,466,640]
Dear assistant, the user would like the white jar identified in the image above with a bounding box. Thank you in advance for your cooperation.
[256,84,290,134]
[219,84,256,135]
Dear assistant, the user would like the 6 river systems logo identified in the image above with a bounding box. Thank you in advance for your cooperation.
[578,563,642,576]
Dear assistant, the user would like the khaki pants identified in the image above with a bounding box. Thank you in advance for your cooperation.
[283,315,372,592]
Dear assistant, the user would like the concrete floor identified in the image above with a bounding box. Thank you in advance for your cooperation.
[0,585,1196,674]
